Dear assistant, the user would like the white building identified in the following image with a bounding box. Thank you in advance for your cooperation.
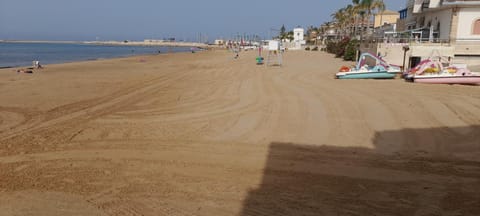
[365,0,480,68]
[404,0,480,56]
[214,39,224,46]
[293,28,305,42]
[289,27,306,50]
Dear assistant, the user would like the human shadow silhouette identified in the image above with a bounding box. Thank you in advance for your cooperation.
[240,125,480,216]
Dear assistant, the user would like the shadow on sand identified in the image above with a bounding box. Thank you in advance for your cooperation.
[240,125,480,216]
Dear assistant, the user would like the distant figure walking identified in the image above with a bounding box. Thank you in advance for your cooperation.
[234,48,239,59]
[33,61,42,69]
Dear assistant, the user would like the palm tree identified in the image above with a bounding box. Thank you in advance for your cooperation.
[319,21,333,39]
[277,24,287,40]
[306,26,319,44]
[358,0,386,35]
[331,7,348,38]
[344,4,360,37]
[350,0,366,38]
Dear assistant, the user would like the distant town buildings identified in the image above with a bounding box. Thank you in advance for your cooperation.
[219,0,480,68]
[214,39,224,46]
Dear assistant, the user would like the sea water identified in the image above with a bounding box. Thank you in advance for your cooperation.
[0,42,192,68]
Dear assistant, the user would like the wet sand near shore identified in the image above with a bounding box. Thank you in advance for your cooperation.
[1,50,480,215]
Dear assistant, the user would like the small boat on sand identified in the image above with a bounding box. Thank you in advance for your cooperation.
[406,59,480,85]
[336,52,401,79]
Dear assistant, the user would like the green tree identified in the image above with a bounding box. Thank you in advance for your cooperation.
[344,39,359,61]
[280,24,286,39]
[288,31,294,42]
[351,0,364,37]
[331,7,348,38]
[344,4,362,37]
[357,0,385,35]
[306,26,319,44]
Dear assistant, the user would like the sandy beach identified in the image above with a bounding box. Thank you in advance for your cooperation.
[1,50,480,215]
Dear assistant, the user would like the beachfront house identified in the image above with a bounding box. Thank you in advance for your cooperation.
[292,27,306,50]
[361,0,480,69]
[374,10,400,28]
[373,10,400,39]
[214,39,224,46]
[319,22,339,44]
[282,27,307,50]
[293,28,306,44]
[307,29,319,45]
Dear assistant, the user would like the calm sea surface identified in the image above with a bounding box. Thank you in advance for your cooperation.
[0,42,192,68]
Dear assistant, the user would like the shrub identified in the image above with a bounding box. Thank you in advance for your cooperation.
[343,39,359,61]
[325,40,337,54]
[335,37,350,58]
[326,37,351,58]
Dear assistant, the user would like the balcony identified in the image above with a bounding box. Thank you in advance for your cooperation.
[423,0,431,8]
[413,0,449,12]
[442,0,480,5]
[413,0,425,13]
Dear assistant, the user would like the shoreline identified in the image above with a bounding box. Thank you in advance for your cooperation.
[0,49,198,71]
[0,42,202,69]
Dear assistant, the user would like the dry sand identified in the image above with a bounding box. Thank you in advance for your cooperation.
[1,50,480,215]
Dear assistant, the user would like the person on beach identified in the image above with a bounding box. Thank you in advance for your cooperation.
[33,61,42,69]
[17,69,33,73]
[234,46,239,59]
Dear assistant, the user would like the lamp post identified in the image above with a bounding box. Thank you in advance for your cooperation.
[402,45,410,75]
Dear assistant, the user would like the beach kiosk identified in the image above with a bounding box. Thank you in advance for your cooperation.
[266,40,282,66]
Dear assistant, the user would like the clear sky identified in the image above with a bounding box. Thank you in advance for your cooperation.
[0,0,406,42]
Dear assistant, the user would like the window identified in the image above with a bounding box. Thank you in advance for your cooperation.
[399,9,408,20]
[474,19,480,35]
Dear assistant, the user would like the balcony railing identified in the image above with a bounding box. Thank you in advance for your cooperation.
[442,0,480,5]
[359,36,451,49]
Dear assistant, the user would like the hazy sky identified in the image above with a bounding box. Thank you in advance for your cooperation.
[0,0,406,41]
